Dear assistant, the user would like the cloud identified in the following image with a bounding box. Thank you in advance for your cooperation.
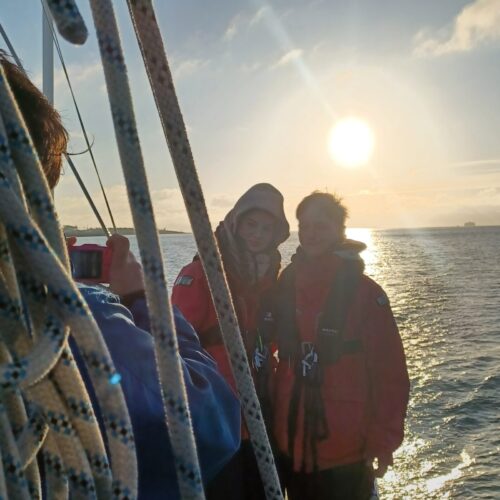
[273,48,304,68]
[240,61,262,73]
[55,62,101,88]
[414,0,500,57]
[57,184,190,231]
[32,61,102,93]
[451,158,500,174]
[250,6,270,27]
[210,194,235,208]
[224,14,244,41]
[223,6,269,42]
[172,58,209,80]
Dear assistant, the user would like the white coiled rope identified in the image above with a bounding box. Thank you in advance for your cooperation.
[0,31,138,500]
[126,2,283,499]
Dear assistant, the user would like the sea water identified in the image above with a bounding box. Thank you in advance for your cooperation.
[81,226,500,499]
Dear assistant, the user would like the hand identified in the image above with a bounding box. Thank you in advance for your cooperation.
[66,236,77,248]
[366,455,391,478]
[106,234,144,297]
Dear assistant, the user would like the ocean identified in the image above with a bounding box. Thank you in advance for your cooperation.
[81,226,500,499]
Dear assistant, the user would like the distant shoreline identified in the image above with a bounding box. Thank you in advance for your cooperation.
[63,226,186,237]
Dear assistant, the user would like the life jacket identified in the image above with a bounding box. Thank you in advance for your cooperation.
[201,286,277,430]
[274,254,364,472]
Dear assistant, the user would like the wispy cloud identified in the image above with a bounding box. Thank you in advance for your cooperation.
[224,14,244,41]
[173,58,209,80]
[453,161,500,175]
[273,48,304,68]
[57,184,190,230]
[240,61,262,73]
[32,61,102,92]
[414,0,500,57]
[211,194,235,208]
[55,62,101,88]
[451,158,500,167]
[250,6,270,27]
[223,6,269,43]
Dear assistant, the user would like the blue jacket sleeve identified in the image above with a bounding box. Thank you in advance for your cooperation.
[76,285,241,500]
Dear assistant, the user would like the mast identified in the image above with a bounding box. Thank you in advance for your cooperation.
[42,0,54,105]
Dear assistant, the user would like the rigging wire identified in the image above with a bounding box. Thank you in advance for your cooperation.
[0,20,111,238]
[0,23,23,68]
[40,0,117,233]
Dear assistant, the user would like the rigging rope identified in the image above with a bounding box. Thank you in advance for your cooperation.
[87,0,205,497]
[45,0,87,46]
[126,1,283,499]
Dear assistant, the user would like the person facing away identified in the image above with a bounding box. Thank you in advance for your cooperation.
[171,183,290,500]
[1,51,241,499]
[271,192,410,500]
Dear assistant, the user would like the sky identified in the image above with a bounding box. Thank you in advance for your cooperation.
[2,0,500,230]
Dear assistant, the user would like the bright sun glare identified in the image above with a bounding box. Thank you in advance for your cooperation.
[328,117,375,168]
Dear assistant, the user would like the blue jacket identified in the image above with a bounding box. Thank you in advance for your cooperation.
[75,285,241,499]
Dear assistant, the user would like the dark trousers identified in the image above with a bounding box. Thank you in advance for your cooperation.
[280,457,374,500]
[206,440,267,500]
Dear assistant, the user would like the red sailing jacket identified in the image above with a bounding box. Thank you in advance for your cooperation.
[272,252,410,472]
[171,258,275,397]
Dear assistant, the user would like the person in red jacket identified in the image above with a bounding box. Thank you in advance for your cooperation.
[171,182,290,500]
[272,192,410,500]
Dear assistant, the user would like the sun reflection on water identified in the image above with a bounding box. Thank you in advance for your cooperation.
[346,227,376,275]
[425,450,473,495]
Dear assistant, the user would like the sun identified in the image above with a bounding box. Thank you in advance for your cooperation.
[328,117,375,168]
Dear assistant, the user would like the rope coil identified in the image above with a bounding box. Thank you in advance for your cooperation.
[0,45,138,500]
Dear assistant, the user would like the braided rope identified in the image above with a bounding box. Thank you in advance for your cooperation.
[45,0,88,45]
[0,406,32,499]
[88,1,204,497]
[126,2,283,499]
[0,50,138,498]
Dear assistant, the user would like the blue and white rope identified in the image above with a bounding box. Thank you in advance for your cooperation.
[0,49,137,498]
[45,0,88,45]
[88,0,204,497]
[127,2,283,498]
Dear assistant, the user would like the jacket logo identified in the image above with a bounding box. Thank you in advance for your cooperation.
[174,275,194,286]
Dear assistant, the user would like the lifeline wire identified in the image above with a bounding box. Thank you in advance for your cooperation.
[126,2,283,499]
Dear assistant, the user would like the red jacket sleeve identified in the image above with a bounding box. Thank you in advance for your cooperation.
[171,260,213,333]
[362,281,410,464]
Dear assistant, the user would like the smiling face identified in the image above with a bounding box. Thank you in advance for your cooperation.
[298,202,343,258]
[237,209,276,253]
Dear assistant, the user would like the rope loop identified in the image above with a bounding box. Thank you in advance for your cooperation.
[45,0,88,45]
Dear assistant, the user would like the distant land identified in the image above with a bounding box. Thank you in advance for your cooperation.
[63,225,185,237]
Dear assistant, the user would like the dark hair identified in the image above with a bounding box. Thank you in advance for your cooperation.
[0,51,68,189]
[296,191,348,232]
